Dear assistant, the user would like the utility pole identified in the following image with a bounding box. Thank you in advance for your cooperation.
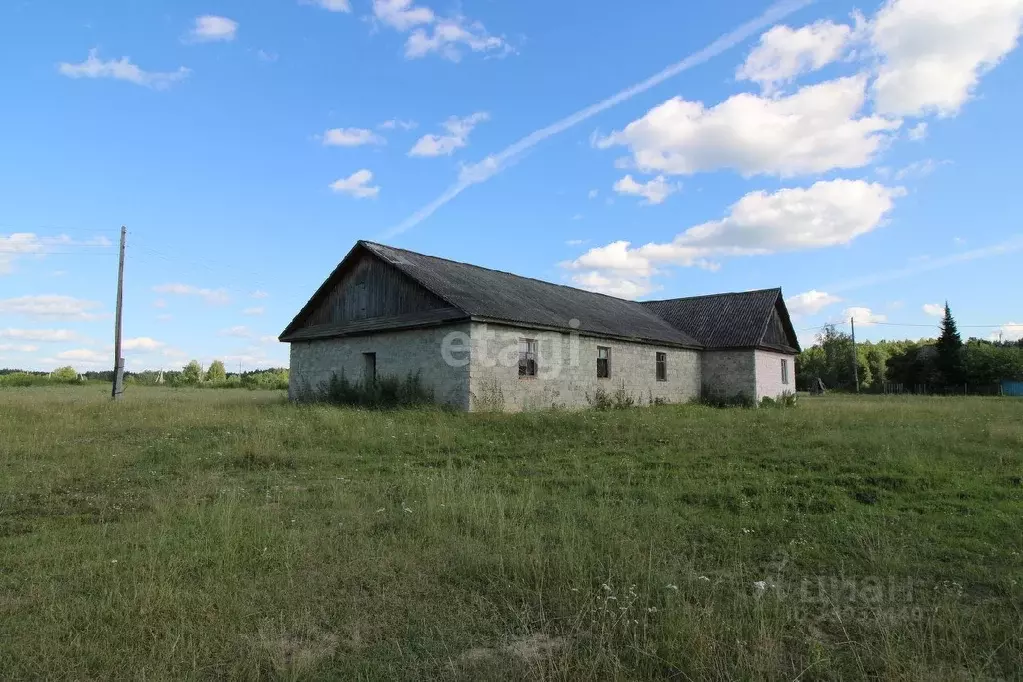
[850,316,859,393]
[111,225,126,400]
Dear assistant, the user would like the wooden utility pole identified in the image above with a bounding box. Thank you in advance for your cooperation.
[111,225,126,400]
[850,316,859,393]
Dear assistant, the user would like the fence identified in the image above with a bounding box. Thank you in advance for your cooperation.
[881,382,1006,396]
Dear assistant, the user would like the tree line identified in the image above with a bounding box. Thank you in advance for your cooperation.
[796,304,1023,392]
[0,362,289,390]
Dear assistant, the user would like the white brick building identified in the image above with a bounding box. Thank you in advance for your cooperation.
[280,241,800,411]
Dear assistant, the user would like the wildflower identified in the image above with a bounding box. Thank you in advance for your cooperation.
[647,606,657,613]
[110,559,118,564]
[697,576,710,582]
[665,584,679,591]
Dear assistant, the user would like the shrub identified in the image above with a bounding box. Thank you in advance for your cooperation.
[699,392,756,409]
[51,366,81,383]
[309,370,434,409]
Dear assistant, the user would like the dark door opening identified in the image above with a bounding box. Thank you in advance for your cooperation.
[363,352,376,384]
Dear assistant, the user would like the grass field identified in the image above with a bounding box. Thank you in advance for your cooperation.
[1,387,1021,680]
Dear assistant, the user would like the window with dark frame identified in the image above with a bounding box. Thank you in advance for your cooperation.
[781,358,789,385]
[518,338,538,377]
[656,352,667,381]
[597,346,611,379]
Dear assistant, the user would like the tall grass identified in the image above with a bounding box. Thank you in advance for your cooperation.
[1,386,1021,679]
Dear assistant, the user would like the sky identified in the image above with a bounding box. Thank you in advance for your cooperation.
[2,0,1023,373]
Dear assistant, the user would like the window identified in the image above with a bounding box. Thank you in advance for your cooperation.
[597,346,611,379]
[518,338,538,377]
[656,352,667,382]
[363,352,376,384]
[781,358,789,385]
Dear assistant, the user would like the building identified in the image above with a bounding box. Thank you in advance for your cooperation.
[279,241,800,411]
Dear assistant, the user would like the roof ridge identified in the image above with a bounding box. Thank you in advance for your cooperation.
[642,287,782,304]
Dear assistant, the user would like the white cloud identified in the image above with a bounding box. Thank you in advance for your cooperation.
[571,214,583,221]
[566,239,587,246]
[871,0,1023,117]
[220,326,253,338]
[991,322,1023,342]
[0,344,38,353]
[922,303,945,317]
[563,180,902,295]
[612,175,679,205]
[409,113,489,157]
[1,232,112,274]
[569,270,660,299]
[787,290,843,317]
[153,299,166,308]
[322,127,385,147]
[189,15,238,42]
[308,0,351,11]
[843,306,887,326]
[382,0,812,237]
[596,75,900,178]
[0,328,84,342]
[243,307,265,316]
[0,295,104,320]
[894,158,943,180]
[588,189,599,200]
[259,335,280,344]
[378,118,417,130]
[251,290,269,299]
[56,348,107,364]
[737,20,856,93]
[329,169,380,198]
[152,283,231,305]
[908,122,928,141]
[371,0,509,61]
[123,337,164,351]
[58,49,190,89]
[156,314,173,322]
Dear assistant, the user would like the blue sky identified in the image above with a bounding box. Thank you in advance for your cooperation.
[2,0,1023,372]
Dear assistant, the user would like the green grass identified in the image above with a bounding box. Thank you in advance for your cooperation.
[1,386,1021,680]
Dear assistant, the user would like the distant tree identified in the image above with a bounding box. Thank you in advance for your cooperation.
[205,360,226,383]
[180,360,203,385]
[50,366,79,383]
[936,302,964,387]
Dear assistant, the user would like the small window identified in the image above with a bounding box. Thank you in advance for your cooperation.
[597,346,611,379]
[518,338,538,377]
[363,352,376,384]
[781,358,789,385]
[656,352,667,382]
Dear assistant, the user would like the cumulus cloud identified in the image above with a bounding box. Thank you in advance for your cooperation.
[251,290,269,299]
[188,15,238,42]
[378,118,417,130]
[0,344,38,353]
[372,0,509,61]
[152,283,231,305]
[843,306,888,326]
[870,0,1023,117]
[922,303,945,316]
[56,348,107,364]
[596,75,900,178]
[737,20,856,93]
[219,326,253,338]
[122,337,164,351]
[409,113,489,157]
[1,232,112,274]
[908,122,928,141]
[563,179,902,297]
[0,295,104,320]
[787,290,843,317]
[0,328,84,342]
[322,127,385,147]
[329,169,380,198]
[991,322,1023,342]
[612,175,679,205]
[58,49,190,89]
[243,307,265,316]
[307,0,351,11]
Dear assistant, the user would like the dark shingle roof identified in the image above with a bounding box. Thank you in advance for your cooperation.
[361,241,702,348]
[641,288,799,352]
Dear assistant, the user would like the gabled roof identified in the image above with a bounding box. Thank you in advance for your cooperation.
[641,288,800,352]
[359,241,702,348]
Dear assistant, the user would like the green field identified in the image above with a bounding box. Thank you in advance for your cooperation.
[1,387,1021,680]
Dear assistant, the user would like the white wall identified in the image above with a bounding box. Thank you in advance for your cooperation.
[468,322,701,411]
[702,350,757,401]
[288,323,471,408]
[754,350,795,401]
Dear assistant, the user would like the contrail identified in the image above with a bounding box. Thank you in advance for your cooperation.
[380,0,814,239]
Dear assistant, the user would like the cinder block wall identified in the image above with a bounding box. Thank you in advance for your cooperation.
[754,350,796,401]
[468,322,701,411]
[287,323,472,408]
[702,350,757,401]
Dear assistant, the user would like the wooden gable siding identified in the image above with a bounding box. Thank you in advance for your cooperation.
[302,251,453,328]
[762,308,789,347]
